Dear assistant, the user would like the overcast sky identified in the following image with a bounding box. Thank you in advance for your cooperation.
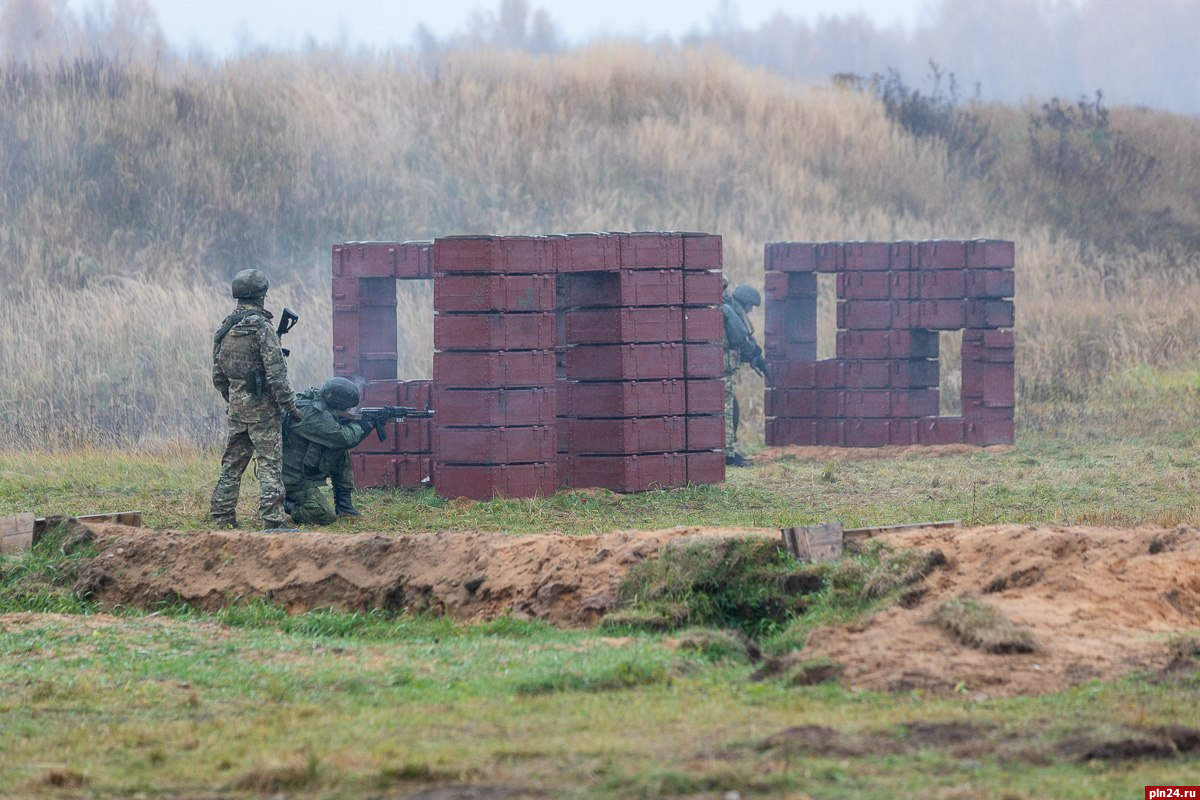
[112,0,937,55]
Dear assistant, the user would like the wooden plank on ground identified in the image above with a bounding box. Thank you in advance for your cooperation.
[779,522,844,563]
[843,520,961,543]
[1,513,36,554]
[33,512,144,537]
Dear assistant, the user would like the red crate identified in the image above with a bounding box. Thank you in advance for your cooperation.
[685,415,724,451]
[566,307,684,344]
[766,360,816,388]
[843,390,891,418]
[964,418,1014,446]
[684,307,723,343]
[434,274,556,312]
[843,360,891,389]
[685,343,724,378]
[681,233,723,269]
[764,271,789,301]
[764,242,817,273]
[889,418,919,446]
[434,425,556,464]
[816,419,845,446]
[915,271,966,300]
[765,388,817,418]
[815,359,845,388]
[559,269,683,308]
[351,454,431,489]
[686,450,725,484]
[765,417,817,446]
[839,330,942,360]
[843,242,891,271]
[962,361,1014,407]
[965,268,1015,299]
[815,242,845,273]
[838,300,894,330]
[334,242,403,278]
[838,271,892,300]
[962,397,1015,420]
[434,350,556,388]
[332,311,360,374]
[433,235,554,274]
[892,388,940,418]
[890,359,940,389]
[565,417,686,455]
[434,312,556,351]
[918,416,965,445]
[562,380,687,418]
[966,299,1015,328]
[889,271,913,299]
[563,453,686,492]
[358,380,398,406]
[844,419,890,447]
[553,232,622,272]
[433,387,556,426]
[565,343,685,381]
[686,379,725,414]
[917,240,967,269]
[396,240,434,279]
[889,241,916,269]
[966,239,1015,269]
[618,231,684,269]
[893,329,940,358]
[916,299,966,330]
[434,462,557,500]
[684,270,724,306]
[815,389,841,417]
[397,380,433,408]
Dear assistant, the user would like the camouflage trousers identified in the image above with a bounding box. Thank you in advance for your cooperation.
[210,415,285,527]
[285,450,354,526]
[724,373,738,454]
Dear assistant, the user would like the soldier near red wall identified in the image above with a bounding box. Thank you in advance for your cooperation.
[210,269,301,530]
[722,282,767,467]
[282,377,374,525]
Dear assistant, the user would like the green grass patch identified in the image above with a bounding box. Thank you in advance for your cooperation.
[931,594,1038,654]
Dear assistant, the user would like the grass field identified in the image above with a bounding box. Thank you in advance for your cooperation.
[3,374,1200,799]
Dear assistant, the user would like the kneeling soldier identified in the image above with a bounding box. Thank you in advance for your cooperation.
[282,377,373,525]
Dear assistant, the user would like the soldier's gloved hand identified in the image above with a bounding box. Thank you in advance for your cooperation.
[288,406,303,422]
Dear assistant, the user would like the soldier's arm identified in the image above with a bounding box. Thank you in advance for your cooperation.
[211,341,230,401]
[256,322,299,416]
[290,409,370,449]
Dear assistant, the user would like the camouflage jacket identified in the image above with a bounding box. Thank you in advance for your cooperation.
[722,295,761,372]
[212,302,298,423]
[282,387,371,490]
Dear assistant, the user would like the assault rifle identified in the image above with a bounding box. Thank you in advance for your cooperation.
[276,307,299,357]
[356,406,435,442]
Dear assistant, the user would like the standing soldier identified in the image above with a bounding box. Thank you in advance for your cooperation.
[282,377,374,525]
[210,269,301,530]
[722,281,768,467]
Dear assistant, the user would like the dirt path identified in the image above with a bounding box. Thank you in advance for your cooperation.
[61,521,1200,696]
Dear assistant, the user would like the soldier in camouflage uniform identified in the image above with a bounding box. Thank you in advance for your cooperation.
[282,377,373,525]
[210,269,301,530]
[722,282,767,468]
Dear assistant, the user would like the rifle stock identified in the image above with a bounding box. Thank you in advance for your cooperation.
[276,307,299,357]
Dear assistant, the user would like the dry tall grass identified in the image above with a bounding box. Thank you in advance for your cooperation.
[3,45,1200,449]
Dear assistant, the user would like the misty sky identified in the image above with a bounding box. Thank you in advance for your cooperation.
[94,0,938,54]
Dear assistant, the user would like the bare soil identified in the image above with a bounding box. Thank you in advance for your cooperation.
[60,519,1200,697]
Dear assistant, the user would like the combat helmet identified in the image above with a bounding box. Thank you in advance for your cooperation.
[231,269,269,300]
[732,283,761,309]
[320,377,360,411]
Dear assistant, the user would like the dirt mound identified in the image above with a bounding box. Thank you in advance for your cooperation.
[75,523,770,626]
[801,523,1200,696]
[69,521,1200,696]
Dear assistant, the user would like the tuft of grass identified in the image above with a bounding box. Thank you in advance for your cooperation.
[931,594,1037,654]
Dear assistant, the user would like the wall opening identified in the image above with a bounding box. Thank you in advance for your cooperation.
[817,273,837,360]
[398,280,434,379]
[939,329,962,416]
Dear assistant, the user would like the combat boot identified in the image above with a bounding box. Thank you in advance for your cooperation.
[211,515,238,530]
[333,488,361,517]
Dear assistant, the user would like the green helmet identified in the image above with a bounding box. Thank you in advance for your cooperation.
[732,284,761,308]
[231,269,269,300]
[320,377,360,411]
